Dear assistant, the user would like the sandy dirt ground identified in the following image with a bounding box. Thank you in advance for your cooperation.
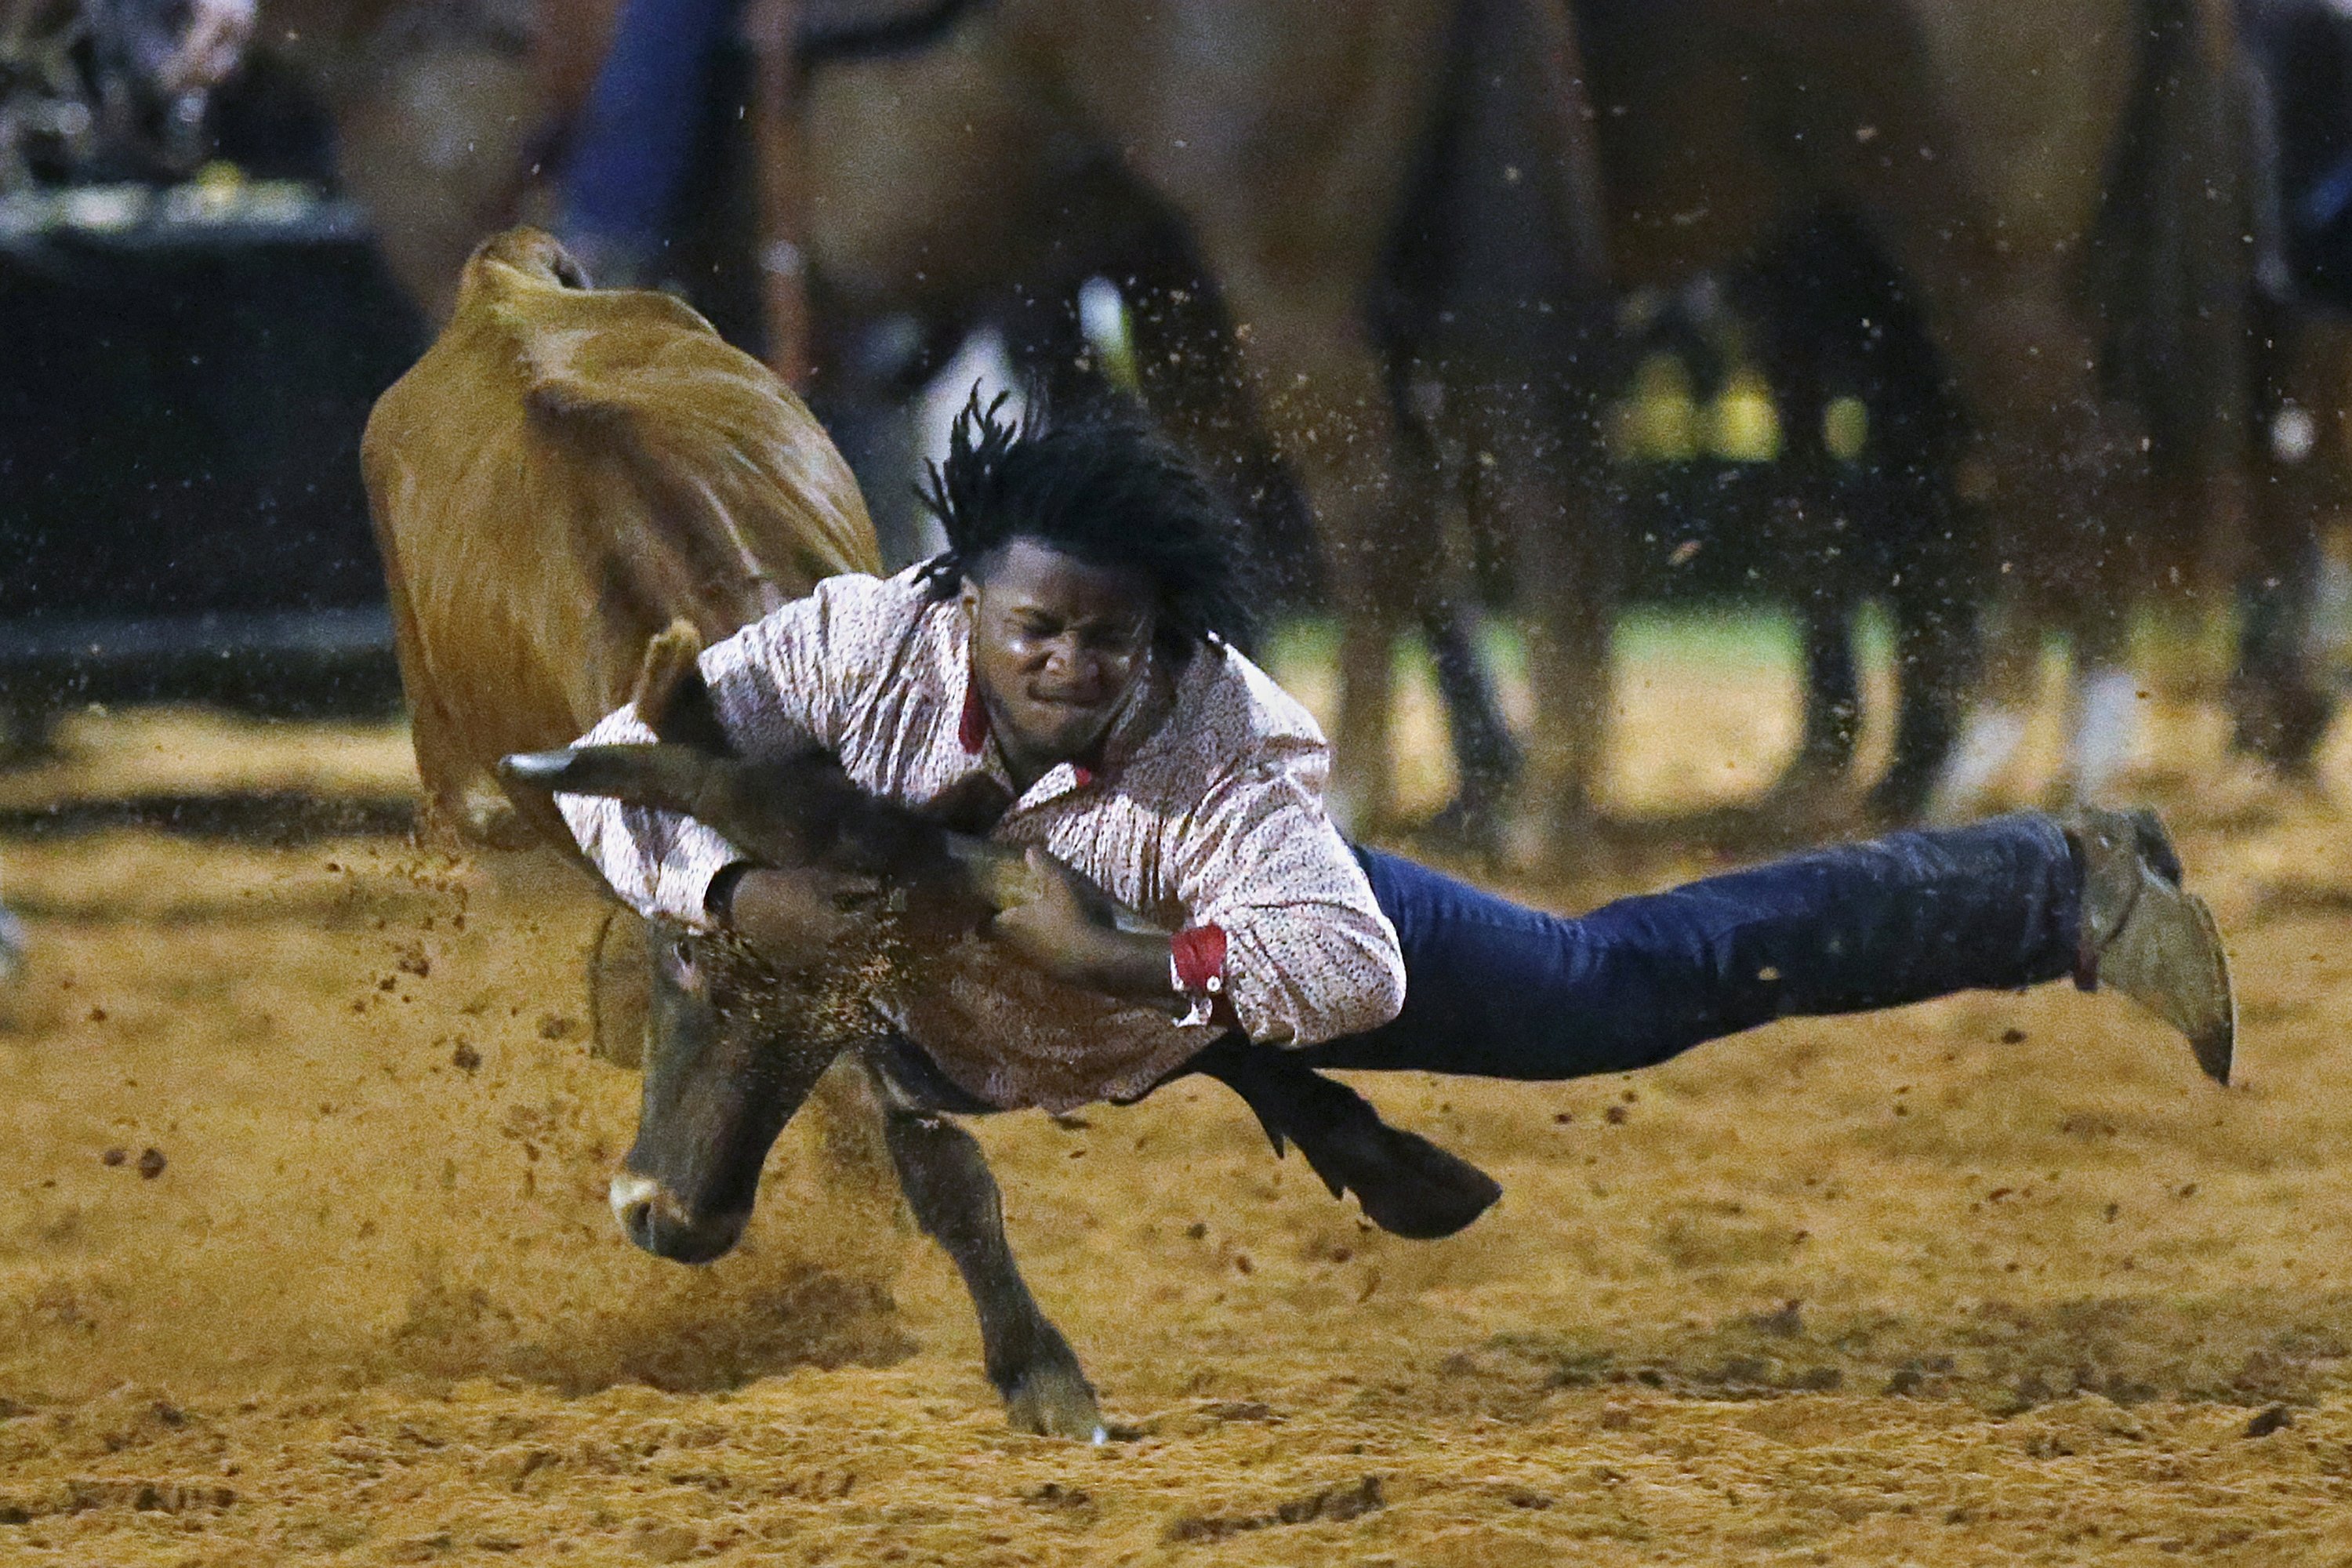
[5,637,2352,1566]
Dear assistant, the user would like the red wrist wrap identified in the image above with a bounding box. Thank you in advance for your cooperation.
[1171,924,1228,994]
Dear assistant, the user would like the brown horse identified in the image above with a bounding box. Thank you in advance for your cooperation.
[779,0,1618,850]
[200,0,1613,856]
[1573,0,2260,815]
[125,0,2300,832]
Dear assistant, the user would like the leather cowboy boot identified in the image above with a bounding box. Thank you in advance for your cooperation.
[2065,807,2234,1085]
[1189,1040,1504,1239]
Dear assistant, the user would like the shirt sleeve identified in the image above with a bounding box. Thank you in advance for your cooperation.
[554,572,898,926]
[1169,754,1405,1047]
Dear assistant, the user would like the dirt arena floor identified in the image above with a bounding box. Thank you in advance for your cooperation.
[5,626,2352,1565]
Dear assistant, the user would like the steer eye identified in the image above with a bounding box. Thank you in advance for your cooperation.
[661,935,705,995]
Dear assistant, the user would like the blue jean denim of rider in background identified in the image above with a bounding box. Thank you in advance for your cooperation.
[559,0,743,264]
[1291,812,2081,1081]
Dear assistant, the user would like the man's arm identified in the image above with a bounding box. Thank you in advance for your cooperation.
[987,757,1403,1041]
[1168,760,1405,1046]
[988,847,1234,1024]
[555,572,897,926]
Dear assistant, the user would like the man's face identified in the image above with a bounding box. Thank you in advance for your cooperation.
[960,537,1156,771]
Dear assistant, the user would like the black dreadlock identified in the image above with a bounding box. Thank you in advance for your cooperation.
[914,390,1256,661]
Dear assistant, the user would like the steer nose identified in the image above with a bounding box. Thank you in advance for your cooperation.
[608,1172,748,1265]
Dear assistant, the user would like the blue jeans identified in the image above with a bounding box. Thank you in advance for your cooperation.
[1293,813,2080,1080]
[560,0,742,253]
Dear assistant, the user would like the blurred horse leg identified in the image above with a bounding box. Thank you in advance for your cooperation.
[2234,302,2342,771]
[1744,249,1863,797]
[1442,376,1614,863]
[1208,268,1430,834]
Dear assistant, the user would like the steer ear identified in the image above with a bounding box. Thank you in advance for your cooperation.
[630,620,735,754]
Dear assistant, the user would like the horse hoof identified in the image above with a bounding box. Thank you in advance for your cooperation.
[1004,1360,1102,1440]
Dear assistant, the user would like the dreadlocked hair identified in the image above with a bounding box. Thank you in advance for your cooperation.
[914,390,1256,661]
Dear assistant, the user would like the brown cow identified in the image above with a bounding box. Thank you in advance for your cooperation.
[365,227,1128,1432]
[361,224,877,850]
[360,222,914,1402]
[369,230,1501,1437]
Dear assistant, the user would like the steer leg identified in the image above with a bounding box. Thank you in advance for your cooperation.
[880,1104,1101,1439]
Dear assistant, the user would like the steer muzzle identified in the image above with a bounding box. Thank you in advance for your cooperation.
[608,1171,750,1265]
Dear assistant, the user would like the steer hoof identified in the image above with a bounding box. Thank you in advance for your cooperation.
[1003,1359,1103,1441]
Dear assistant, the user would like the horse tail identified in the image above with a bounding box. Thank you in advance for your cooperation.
[2094,0,2252,492]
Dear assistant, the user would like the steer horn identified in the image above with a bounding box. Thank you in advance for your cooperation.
[500,744,848,869]
[499,744,1044,916]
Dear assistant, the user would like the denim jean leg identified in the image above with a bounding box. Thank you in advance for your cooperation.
[1298,814,2080,1080]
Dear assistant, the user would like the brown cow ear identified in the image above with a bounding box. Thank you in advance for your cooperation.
[630,619,702,721]
[629,620,731,753]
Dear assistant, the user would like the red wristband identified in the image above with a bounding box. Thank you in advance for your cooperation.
[1171,924,1228,994]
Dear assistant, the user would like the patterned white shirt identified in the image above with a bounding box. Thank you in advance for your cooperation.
[557,567,1404,1110]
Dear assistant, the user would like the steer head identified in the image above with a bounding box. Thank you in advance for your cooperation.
[499,615,1023,1267]
[502,613,1145,1267]
[501,739,927,1266]
[604,921,866,1263]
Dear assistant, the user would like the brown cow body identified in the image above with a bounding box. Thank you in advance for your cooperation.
[361,226,877,847]
[363,228,1112,1434]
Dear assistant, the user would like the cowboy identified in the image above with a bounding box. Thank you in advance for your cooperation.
[557,397,2234,1228]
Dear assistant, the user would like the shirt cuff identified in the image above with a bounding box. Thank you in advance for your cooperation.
[1171,924,1228,993]
[648,828,742,931]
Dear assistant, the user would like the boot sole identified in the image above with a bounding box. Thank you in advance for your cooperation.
[2182,890,2234,1087]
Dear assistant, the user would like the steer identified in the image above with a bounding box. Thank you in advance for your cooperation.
[367,229,1490,1439]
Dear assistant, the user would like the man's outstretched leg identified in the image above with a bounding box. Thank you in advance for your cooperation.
[1299,809,2233,1085]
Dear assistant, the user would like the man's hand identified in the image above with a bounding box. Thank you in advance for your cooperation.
[989,847,1121,985]
[989,847,1184,1008]
[723,864,883,967]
